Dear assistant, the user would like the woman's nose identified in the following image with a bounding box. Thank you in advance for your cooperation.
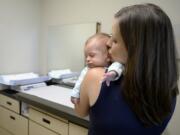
[107,38,112,48]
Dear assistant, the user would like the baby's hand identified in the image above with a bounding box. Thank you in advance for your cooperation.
[71,97,80,105]
[102,71,117,86]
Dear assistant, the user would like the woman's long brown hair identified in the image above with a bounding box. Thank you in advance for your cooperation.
[115,3,179,126]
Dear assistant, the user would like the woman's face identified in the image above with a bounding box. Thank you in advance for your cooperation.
[107,19,128,64]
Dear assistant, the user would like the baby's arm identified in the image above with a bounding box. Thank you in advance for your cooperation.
[103,62,124,86]
[108,62,124,80]
[71,67,88,104]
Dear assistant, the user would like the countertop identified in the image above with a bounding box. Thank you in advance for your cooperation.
[0,85,89,128]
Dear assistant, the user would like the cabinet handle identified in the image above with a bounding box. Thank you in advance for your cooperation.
[42,118,51,124]
[10,115,16,120]
[6,101,12,106]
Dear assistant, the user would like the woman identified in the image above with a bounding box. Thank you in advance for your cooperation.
[75,3,179,135]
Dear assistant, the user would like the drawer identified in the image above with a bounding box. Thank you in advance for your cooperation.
[29,120,59,135]
[29,108,68,135]
[0,94,20,113]
[0,106,28,135]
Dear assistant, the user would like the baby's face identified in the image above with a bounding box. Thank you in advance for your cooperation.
[84,37,110,68]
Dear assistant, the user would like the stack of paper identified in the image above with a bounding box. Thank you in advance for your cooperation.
[0,72,49,86]
[48,69,80,87]
[48,69,77,79]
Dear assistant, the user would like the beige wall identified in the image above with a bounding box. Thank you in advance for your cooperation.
[165,95,180,135]
[0,0,41,74]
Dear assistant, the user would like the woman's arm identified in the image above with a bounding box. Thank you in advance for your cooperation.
[74,67,105,117]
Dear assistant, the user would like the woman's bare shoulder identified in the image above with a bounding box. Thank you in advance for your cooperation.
[75,67,105,116]
[81,67,105,91]
[81,67,105,106]
[85,67,105,80]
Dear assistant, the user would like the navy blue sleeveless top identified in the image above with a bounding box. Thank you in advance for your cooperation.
[88,77,176,135]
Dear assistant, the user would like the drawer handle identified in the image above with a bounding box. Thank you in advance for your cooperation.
[10,115,16,120]
[6,101,12,106]
[42,118,51,124]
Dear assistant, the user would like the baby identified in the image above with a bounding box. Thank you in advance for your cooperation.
[71,33,124,104]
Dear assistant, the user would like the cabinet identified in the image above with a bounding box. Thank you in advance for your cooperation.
[29,107,68,135]
[0,94,28,135]
[28,107,88,135]
[69,123,88,135]
[29,120,60,135]
[0,127,12,135]
[0,94,20,113]
[0,93,88,135]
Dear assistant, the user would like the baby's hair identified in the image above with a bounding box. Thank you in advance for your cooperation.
[85,33,111,46]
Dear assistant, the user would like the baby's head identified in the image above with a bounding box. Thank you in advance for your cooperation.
[84,33,111,68]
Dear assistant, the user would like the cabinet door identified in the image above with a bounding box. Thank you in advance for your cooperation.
[29,120,59,135]
[0,127,13,135]
[0,106,28,135]
[69,123,88,135]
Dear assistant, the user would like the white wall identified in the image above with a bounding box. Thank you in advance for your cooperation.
[40,0,180,135]
[0,0,41,74]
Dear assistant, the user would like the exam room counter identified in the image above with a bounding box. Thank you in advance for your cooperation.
[0,85,89,128]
